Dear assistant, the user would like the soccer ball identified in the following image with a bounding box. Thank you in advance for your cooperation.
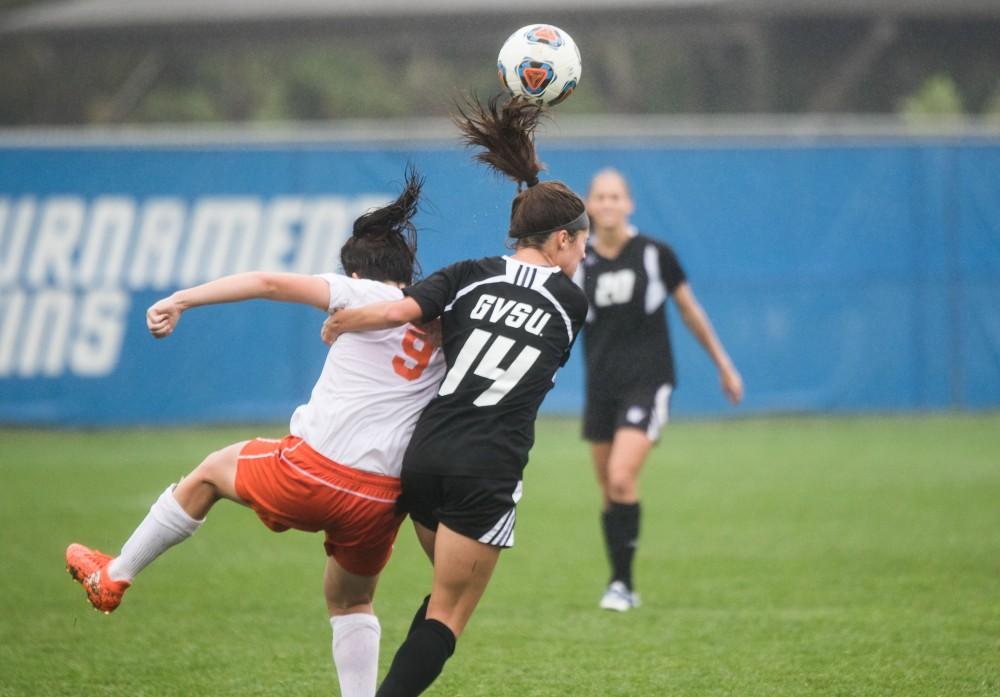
[497,24,582,107]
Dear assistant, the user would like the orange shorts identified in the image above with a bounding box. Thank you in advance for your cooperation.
[234,435,405,577]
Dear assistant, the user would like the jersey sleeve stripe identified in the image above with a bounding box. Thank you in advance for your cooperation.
[442,274,508,313]
[533,282,574,343]
[643,243,668,314]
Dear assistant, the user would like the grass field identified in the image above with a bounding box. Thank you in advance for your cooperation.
[1,413,998,697]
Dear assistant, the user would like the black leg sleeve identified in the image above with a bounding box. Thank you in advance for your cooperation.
[406,595,431,638]
[376,619,456,697]
[601,508,614,573]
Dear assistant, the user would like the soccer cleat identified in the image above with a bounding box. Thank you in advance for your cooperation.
[599,581,640,612]
[65,543,131,614]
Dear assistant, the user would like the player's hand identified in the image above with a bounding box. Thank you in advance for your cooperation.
[413,318,443,350]
[720,364,744,406]
[321,311,342,346]
[147,297,182,339]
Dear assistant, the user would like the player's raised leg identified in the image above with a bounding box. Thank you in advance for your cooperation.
[325,556,382,697]
[65,440,248,613]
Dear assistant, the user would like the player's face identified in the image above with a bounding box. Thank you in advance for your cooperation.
[586,174,634,232]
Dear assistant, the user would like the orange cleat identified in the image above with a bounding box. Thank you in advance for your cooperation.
[65,543,130,614]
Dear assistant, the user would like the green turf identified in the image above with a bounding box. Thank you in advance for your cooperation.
[1,414,998,696]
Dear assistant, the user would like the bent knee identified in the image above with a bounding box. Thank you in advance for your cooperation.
[189,448,234,487]
[607,477,638,502]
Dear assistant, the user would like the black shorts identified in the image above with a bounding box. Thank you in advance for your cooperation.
[583,382,673,443]
[398,470,523,548]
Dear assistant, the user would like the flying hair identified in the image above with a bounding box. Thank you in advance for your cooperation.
[453,93,587,246]
[340,165,423,285]
[352,164,423,241]
[453,94,545,190]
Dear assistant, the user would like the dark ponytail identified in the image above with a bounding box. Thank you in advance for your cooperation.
[340,165,422,285]
[453,94,587,249]
[454,94,544,190]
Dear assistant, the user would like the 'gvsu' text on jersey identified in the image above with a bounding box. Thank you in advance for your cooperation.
[469,293,551,335]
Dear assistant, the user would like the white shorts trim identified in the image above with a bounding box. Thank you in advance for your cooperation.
[276,452,398,505]
[646,384,672,442]
[477,481,523,548]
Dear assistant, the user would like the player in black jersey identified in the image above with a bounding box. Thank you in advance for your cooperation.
[322,95,589,697]
[579,168,743,612]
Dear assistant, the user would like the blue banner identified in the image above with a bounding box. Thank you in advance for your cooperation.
[1,137,998,424]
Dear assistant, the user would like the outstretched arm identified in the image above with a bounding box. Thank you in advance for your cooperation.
[321,297,424,346]
[147,271,330,339]
[672,282,743,405]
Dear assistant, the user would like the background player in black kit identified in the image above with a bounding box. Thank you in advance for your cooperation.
[322,95,589,697]
[579,168,743,612]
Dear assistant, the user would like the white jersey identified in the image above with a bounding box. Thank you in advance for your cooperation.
[288,274,446,477]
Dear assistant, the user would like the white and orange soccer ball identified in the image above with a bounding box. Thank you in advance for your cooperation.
[497,24,582,107]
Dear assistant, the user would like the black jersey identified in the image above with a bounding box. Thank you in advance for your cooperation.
[579,231,686,396]
[401,255,588,480]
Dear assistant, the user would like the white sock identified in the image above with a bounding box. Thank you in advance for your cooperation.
[331,613,381,697]
[106,485,203,582]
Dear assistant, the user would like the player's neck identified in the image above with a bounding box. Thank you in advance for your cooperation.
[593,224,630,258]
[511,248,557,268]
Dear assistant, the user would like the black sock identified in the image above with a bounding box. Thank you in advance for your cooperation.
[605,501,640,590]
[406,595,430,637]
[601,508,614,571]
[601,506,619,584]
[376,618,456,697]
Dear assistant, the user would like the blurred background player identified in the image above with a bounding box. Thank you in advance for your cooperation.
[322,95,589,697]
[64,170,443,697]
[578,168,744,611]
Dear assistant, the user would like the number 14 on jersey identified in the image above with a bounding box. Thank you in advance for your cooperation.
[439,329,540,407]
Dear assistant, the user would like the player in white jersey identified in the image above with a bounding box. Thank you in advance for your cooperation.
[289,272,443,478]
[65,170,444,697]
